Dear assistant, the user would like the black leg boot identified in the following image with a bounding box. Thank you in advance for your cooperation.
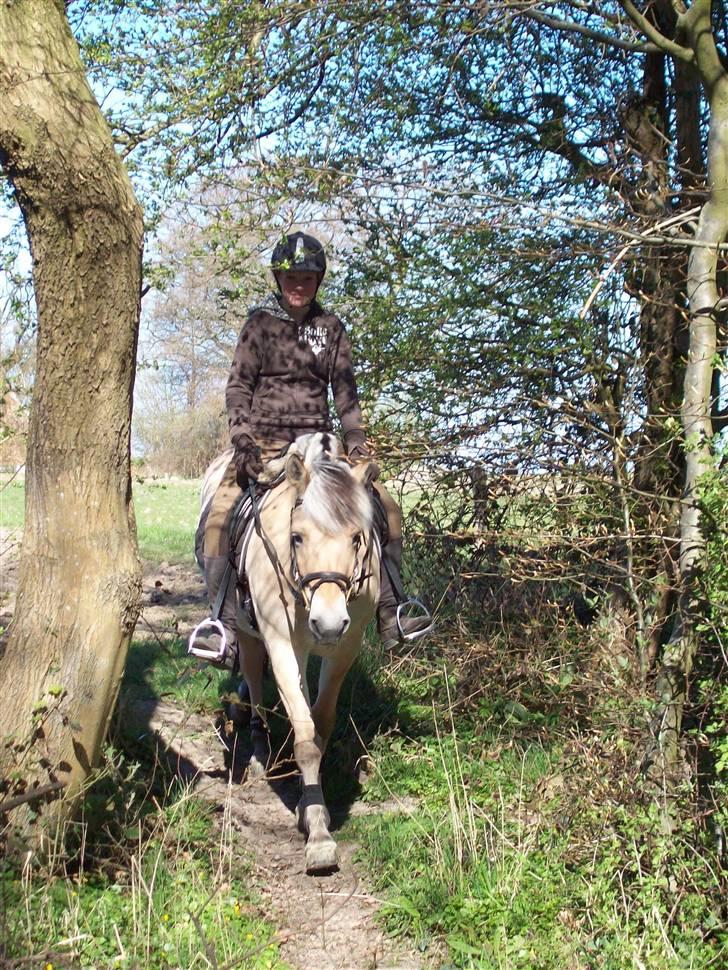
[377,542,433,650]
[188,555,240,670]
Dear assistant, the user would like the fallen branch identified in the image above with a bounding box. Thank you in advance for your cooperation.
[0,780,66,814]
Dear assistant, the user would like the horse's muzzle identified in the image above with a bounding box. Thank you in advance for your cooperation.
[308,586,351,643]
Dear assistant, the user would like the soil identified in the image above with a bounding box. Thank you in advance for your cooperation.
[1,540,433,970]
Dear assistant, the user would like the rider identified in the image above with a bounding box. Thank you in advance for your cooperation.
[200,231,431,666]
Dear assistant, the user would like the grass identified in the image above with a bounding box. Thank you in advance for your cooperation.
[338,687,726,969]
[1,475,288,968]
[0,476,201,563]
[1,755,289,969]
[3,476,726,969]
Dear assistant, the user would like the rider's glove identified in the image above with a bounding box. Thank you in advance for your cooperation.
[232,436,264,487]
[345,429,370,462]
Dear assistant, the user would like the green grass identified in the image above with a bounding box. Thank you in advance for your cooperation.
[1,763,289,969]
[338,704,726,969]
[4,478,726,969]
[0,477,200,563]
[132,478,201,563]
[0,476,24,529]
[122,635,239,714]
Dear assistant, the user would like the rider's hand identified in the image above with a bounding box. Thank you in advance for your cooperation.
[345,429,370,462]
[233,437,264,487]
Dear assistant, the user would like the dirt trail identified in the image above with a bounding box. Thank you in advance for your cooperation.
[136,562,428,970]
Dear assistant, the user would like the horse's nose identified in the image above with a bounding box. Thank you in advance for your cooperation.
[310,613,350,643]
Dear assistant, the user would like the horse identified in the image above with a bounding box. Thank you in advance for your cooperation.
[193,433,381,873]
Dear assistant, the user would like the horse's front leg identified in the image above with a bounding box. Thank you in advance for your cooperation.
[265,635,338,873]
[237,631,270,778]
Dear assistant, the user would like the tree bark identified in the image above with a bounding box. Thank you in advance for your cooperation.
[641,0,727,788]
[0,0,143,842]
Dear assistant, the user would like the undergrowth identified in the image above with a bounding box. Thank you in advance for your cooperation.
[338,609,727,969]
[0,745,288,968]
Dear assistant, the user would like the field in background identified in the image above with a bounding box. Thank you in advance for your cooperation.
[0,476,201,563]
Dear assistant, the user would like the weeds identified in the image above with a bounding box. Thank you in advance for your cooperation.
[1,744,287,969]
[340,639,727,969]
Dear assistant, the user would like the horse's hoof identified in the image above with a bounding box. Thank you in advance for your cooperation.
[247,755,267,780]
[305,839,339,874]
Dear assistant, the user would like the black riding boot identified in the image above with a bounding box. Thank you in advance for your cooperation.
[188,555,240,670]
[377,540,433,650]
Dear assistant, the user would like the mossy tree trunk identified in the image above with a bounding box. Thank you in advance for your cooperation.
[0,0,143,843]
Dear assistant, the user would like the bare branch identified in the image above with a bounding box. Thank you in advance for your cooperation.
[516,6,661,54]
[619,0,694,61]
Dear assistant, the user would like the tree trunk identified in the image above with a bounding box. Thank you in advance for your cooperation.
[649,1,727,791]
[0,0,143,843]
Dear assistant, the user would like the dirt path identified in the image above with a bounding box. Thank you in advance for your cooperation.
[1,545,430,970]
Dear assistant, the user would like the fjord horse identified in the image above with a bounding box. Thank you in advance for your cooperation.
[196,434,380,873]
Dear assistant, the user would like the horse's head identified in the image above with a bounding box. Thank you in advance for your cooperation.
[286,450,378,643]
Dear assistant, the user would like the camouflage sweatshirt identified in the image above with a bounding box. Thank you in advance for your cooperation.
[226,293,365,449]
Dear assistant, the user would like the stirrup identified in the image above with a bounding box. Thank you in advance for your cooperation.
[188,618,229,664]
[396,598,434,641]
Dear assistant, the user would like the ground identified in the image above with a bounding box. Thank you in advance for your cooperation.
[1,534,430,970]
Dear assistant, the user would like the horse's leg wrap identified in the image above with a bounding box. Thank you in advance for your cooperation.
[292,738,336,871]
[296,782,336,873]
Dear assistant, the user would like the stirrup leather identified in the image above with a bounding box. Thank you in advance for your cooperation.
[396,598,433,640]
[188,618,229,664]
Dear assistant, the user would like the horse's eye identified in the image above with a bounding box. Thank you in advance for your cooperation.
[292,533,303,546]
[352,532,362,548]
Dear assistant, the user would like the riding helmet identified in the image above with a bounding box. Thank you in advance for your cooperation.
[271,232,327,276]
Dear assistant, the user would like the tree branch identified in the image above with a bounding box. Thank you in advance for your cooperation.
[619,0,694,61]
[0,781,66,815]
[517,7,661,54]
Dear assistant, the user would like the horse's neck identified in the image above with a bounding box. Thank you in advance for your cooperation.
[258,479,298,551]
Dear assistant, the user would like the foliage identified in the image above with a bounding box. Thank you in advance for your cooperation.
[695,459,728,837]
[343,658,726,969]
[0,749,287,969]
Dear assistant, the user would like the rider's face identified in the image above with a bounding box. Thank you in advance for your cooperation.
[277,271,320,310]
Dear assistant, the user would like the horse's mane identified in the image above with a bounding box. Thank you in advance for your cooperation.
[302,455,373,535]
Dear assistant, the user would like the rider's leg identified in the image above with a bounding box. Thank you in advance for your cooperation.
[196,439,291,668]
[197,460,241,669]
[373,483,433,649]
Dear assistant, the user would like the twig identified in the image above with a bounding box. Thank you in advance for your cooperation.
[579,206,702,320]
[0,780,66,815]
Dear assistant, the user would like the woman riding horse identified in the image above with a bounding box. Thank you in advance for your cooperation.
[200,231,432,669]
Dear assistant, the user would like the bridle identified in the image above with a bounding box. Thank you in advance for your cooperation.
[288,498,375,611]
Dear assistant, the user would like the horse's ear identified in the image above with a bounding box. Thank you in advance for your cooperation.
[351,459,380,487]
[286,452,309,492]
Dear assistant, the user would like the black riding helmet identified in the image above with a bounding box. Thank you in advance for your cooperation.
[271,231,327,278]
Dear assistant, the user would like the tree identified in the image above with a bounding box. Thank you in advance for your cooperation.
[0,0,143,840]
[616,0,728,784]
